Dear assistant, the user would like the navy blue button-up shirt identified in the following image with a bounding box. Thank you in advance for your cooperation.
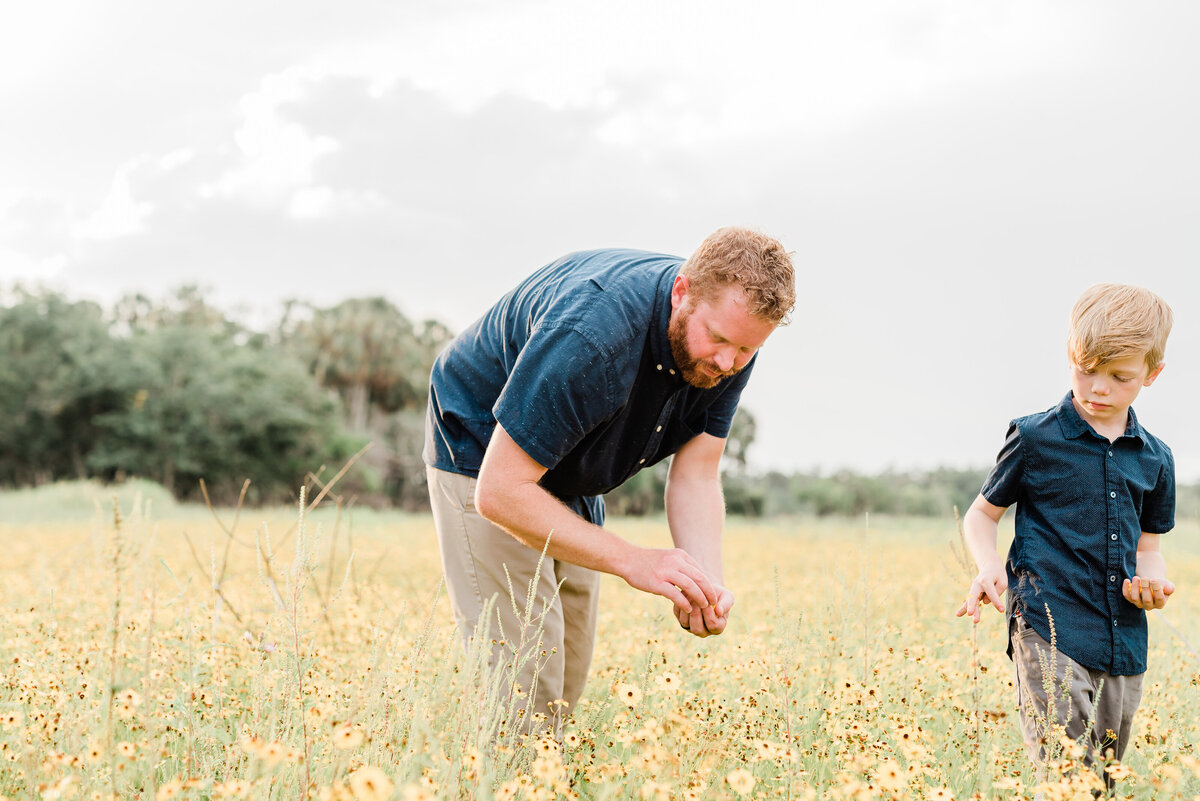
[424,248,755,525]
[982,392,1175,675]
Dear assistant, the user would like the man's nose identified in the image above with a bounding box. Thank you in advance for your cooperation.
[714,347,736,371]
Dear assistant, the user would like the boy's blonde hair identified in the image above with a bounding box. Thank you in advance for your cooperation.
[681,227,796,325]
[1068,283,1173,371]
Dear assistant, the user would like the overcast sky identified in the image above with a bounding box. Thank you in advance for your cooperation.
[3,1,1198,482]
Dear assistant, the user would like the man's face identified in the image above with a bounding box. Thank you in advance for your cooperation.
[668,277,777,389]
[1069,352,1164,429]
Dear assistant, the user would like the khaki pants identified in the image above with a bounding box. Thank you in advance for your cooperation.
[1011,614,1144,775]
[426,466,601,733]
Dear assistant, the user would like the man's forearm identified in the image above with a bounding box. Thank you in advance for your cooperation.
[475,472,638,577]
[664,473,725,582]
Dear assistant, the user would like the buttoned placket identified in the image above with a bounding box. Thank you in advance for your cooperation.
[638,381,682,466]
[1104,436,1125,672]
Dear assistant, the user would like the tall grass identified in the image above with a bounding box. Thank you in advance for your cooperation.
[0,489,1198,799]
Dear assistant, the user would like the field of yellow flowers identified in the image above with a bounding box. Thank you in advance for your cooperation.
[1,481,1199,800]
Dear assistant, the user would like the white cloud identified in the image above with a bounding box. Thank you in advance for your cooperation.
[158,148,196,171]
[201,67,341,207]
[0,247,67,281]
[74,163,153,241]
[327,0,1104,149]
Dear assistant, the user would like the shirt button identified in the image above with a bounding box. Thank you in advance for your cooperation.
[1108,450,1113,457]
[638,458,646,464]
[1110,534,1117,541]
[655,426,662,432]
[1109,491,1116,498]
[1113,619,1118,627]
[656,364,663,371]
[668,369,676,375]
[1110,575,1116,582]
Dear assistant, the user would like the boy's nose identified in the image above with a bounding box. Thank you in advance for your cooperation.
[1092,378,1110,395]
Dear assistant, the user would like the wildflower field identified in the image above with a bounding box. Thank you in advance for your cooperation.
[2,482,1199,800]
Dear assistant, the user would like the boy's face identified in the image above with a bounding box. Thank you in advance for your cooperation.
[1069,352,1165,428]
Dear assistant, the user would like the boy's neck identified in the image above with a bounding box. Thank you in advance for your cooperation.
[1071,395,1129,443]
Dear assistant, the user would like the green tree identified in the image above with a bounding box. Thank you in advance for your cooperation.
[723,408,757,474]
[279,297,452,506]
[280,297,452,431]
[88,322,347,502]
[0,288,122,485]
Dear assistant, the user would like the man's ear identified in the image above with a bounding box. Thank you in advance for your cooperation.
[1144,362,1165,387]
[670,274,689,311]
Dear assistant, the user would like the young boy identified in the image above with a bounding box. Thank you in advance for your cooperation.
[957,283,1176,777]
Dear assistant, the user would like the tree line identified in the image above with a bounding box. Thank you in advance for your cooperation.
[3,285,1196,517]
[0,286,449,507]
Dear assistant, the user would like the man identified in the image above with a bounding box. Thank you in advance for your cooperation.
[423,226,795,731]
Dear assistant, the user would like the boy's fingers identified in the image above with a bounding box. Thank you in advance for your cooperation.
[965,581,983,614]
[1121,579,1140,607]
[1140,579,1156,607]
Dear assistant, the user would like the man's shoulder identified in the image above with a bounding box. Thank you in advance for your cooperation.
[532,248,679,343]
[547,248,681,292]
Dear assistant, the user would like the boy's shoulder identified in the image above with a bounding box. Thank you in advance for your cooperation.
[1128,410,1174,463]
[1005,395,1071,443]
[1007,394,1173,465]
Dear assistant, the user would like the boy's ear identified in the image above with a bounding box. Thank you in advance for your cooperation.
[1144,362,1165,387]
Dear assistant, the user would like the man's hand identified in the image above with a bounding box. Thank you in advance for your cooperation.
[956,559,1008,623]
[674,585,735,638]
[1123,575,1175,610]
[623,547,720,614]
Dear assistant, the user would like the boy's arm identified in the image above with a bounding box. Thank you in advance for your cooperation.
[956,493,1009,623]
[1123,532,1176,610]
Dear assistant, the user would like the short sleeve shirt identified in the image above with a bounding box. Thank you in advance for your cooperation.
[982,392,1175,675]
[423,248,755,524]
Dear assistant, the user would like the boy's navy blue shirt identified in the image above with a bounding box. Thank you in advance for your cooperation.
[423,248,754,526]
[982,392,1175,675]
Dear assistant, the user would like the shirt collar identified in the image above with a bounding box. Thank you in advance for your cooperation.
[1056,391,1146,443]
[649,264,685,383]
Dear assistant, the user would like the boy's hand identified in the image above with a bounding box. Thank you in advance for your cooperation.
[956,561,1007,623]
[1122,575,1175,610]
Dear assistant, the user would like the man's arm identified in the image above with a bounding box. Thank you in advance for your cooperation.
[474,423,719,613]
[956,493,1009,623]
[1123,532,1176,609]
[664,432,735,637]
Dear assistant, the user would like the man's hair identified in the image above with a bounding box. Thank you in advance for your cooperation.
[680,227,796,325]
[1068,283,1173,371]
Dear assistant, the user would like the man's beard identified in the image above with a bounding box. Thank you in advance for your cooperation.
[667,306,738,390]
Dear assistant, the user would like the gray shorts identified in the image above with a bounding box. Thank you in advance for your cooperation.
[1010,614,1144,771]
